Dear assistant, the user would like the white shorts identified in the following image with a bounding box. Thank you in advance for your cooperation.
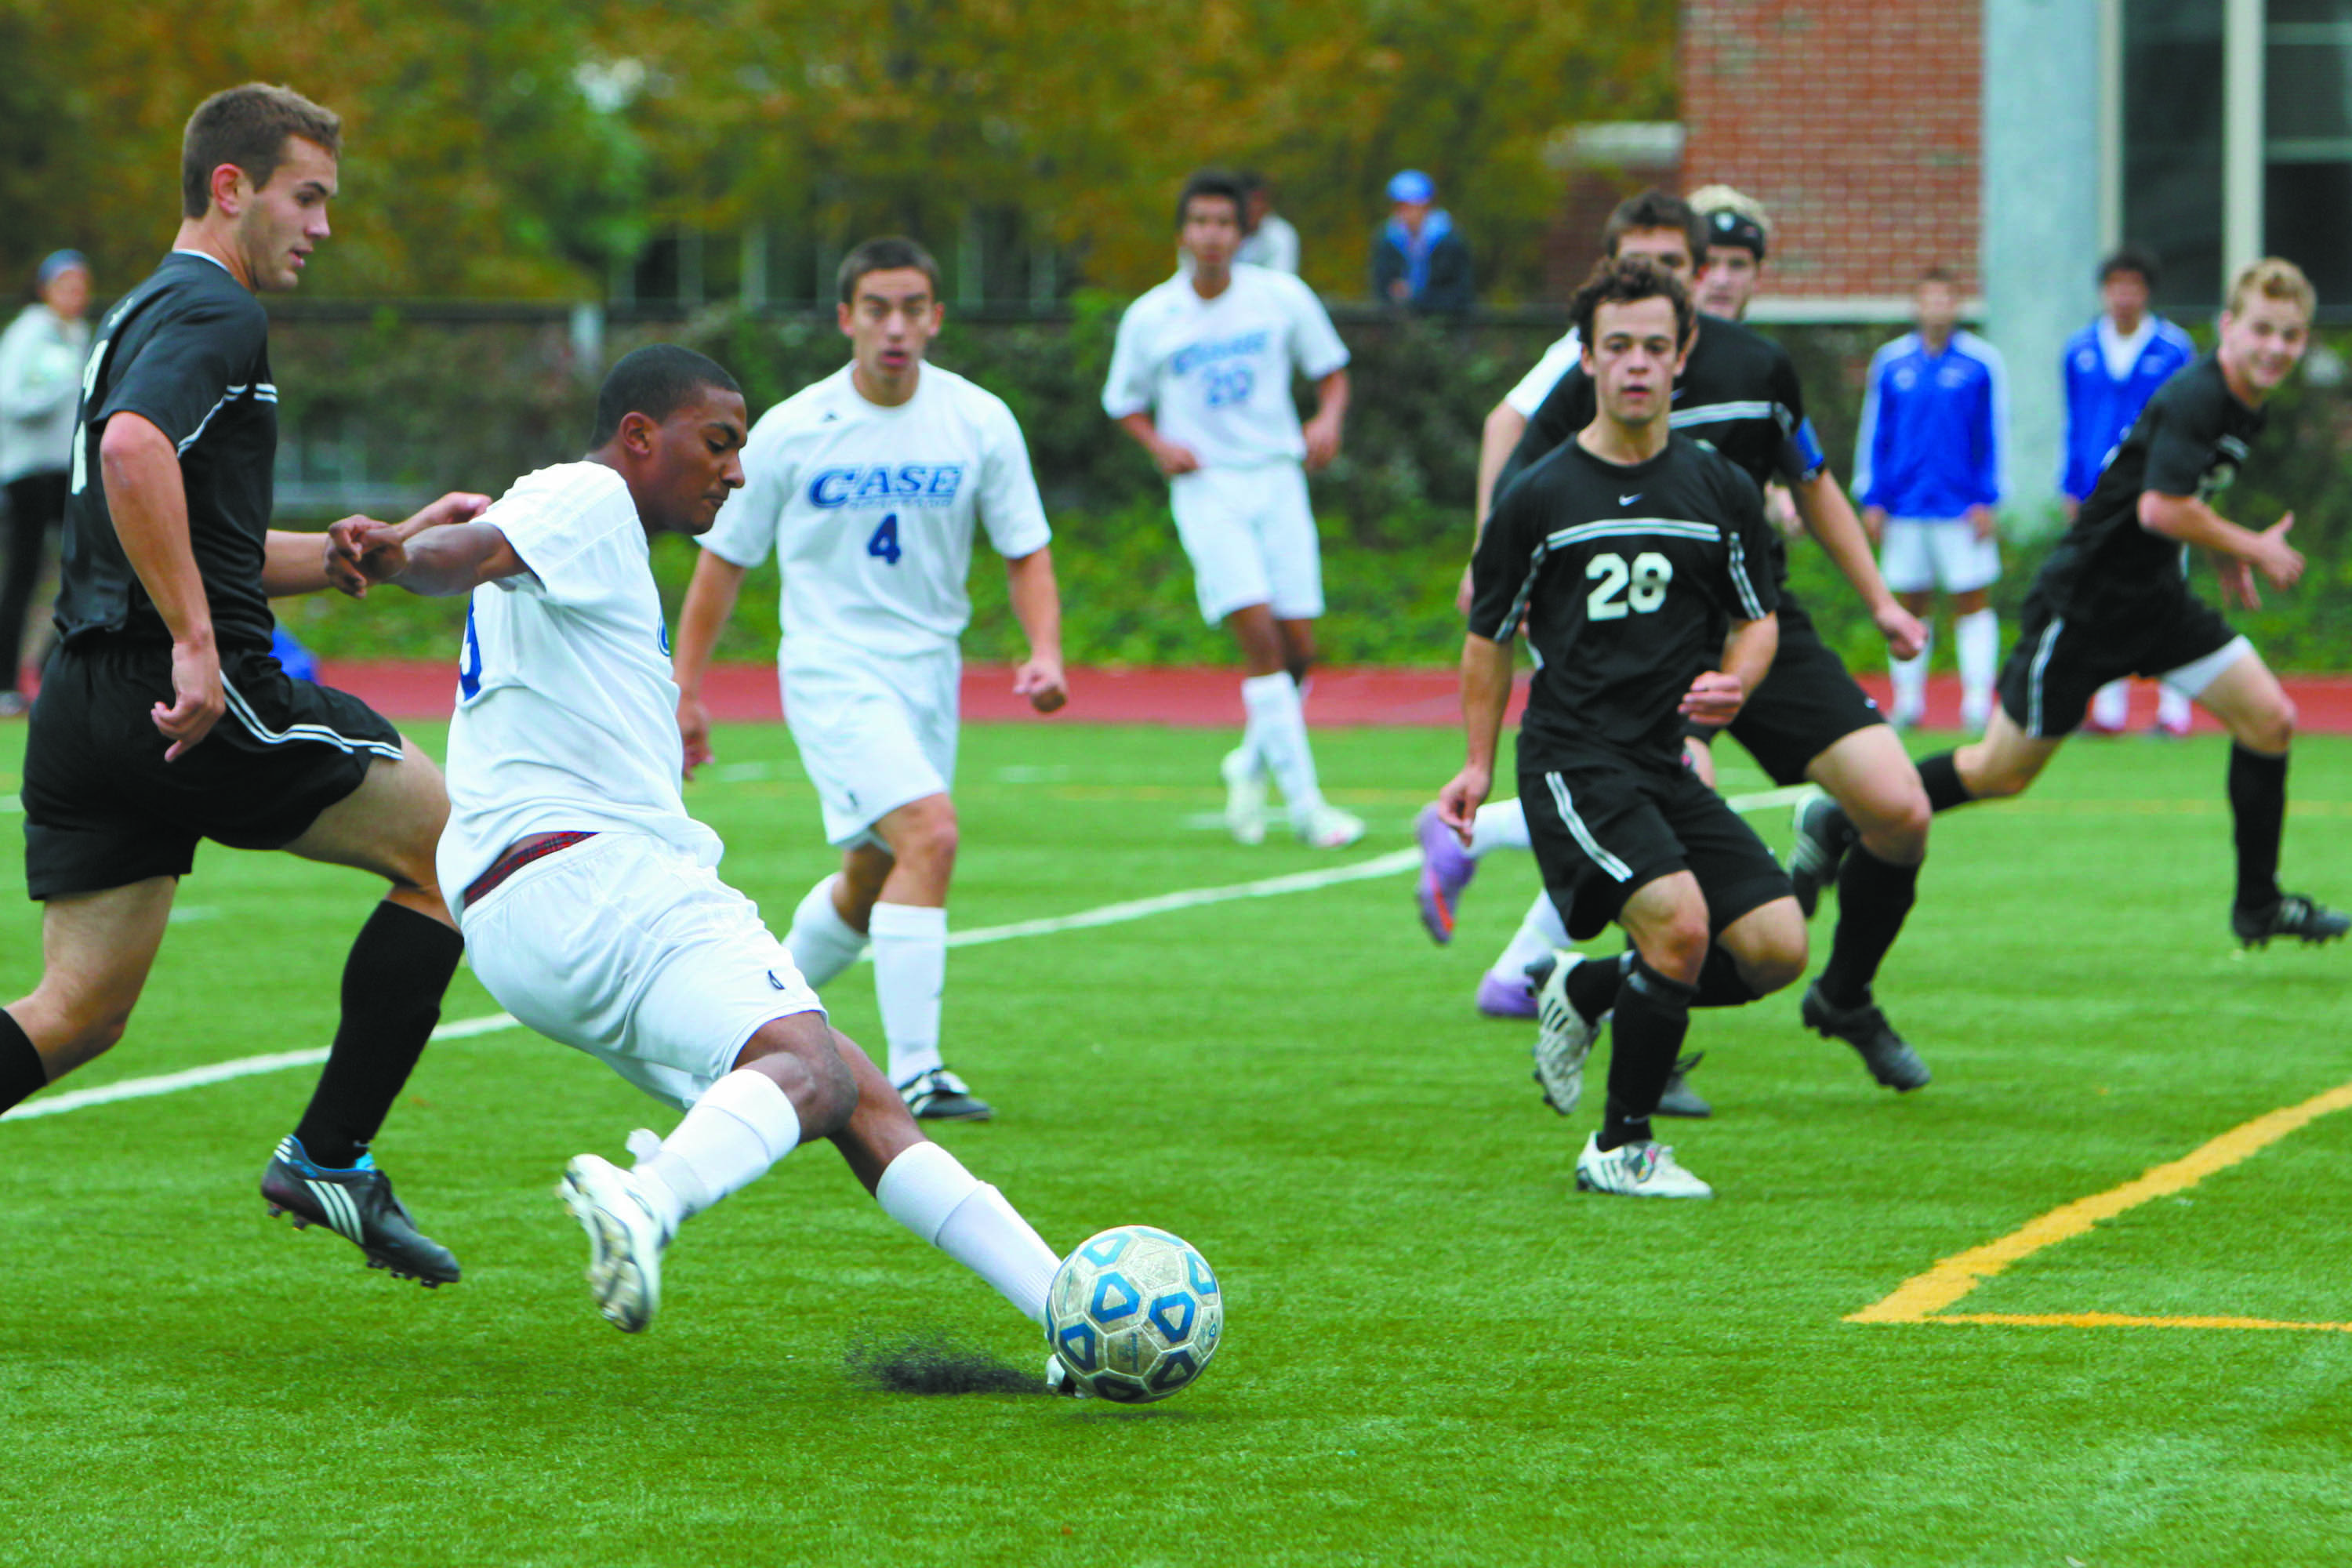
[783,647,960,848]
[1880,517,2001,595]
[460,832,825,1112]
[1169,462,1323,625]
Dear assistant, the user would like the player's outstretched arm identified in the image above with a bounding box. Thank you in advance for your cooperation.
[1461,401,1530,614]
[1437,633,1513,842]
[100,412,221,760]
[1791,472,1924,659]
[301,492,490,598]
[1004,546,1067,714]
[328,517,526,600]
[673,550,749,777]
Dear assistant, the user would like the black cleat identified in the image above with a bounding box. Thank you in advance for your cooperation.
[262,1136,460,1287]
[2231,893,2350,949]
[1654,1052,1711,1119]
[898,1067,993,1122]
[1787,795,1857,920]
[1800,982,1930,1091]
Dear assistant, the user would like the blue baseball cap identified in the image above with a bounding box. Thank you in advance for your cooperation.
[1386,169,1435,204]
[37,249,89,288]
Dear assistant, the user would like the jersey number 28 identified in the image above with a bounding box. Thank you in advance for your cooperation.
[1585,551,1673,619]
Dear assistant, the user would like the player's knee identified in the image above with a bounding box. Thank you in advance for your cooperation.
[898,808,959,873]
[1742,937,1807,997]
[1853,783,1930,862]
[2245,695,2295,753]
[1639,918,1711,985]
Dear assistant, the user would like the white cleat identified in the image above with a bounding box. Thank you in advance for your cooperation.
[557,1153,668,1333]
[1294,803,1365,849]
[1220,747,1268,846]
[1044,1352,1091,1398]
[1530,949,1603,1116]
[1574,1132,1714,1198]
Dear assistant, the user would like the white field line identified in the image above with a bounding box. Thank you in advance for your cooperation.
[2,784,1811,1124]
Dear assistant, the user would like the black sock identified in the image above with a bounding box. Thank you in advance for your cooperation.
[1916,751,1975,815]
[1566,950,1630,1023]
[1598,958,1696,1150]
[0,1007,46,1116]
[2228,745,2288,910]
[291,902,465,1168]
[1818,848,1920,1008]
[1692,944,1759,1009]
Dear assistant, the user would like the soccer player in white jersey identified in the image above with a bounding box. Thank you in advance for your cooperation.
[671,238,1065,1125]
[1104,170,1361,848]
[326,345,1067,1341]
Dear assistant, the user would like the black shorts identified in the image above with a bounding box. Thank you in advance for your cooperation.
[1998,588,2242,739]
[21,637,405,899]
[1688,597,1886,786]
[1520,750,1793,942]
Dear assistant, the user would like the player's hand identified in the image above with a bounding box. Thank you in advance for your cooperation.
[155,636,225,761]
[1679,670,1745,727]
[1875,600,1928,662]
[1967,504,1999,543]
[400,491,492,539]
[1765,482,1803,539]
[2251,512,2303,592]
[1436,763,1492,844]
[325,517,409,597]
[1013,655,1068,714]
[2216,556,2260,610]
[1151,440,1202,478]
[1860,506,1888,546]
[1303,413,1342,473]
[677,693,713,782]
[1454,561,1475,618]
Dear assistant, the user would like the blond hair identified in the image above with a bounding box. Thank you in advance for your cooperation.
[2224,256,2316,321]
[1685,183,1773,241]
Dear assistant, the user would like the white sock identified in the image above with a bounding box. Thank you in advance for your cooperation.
[632,1069,802,1237]
[1890,628,1932,718]
[786,874,868,988]
[2158,682,2191,730]
[1468,797,1532,858]
[1241,672,1327,823]
[1489,890,1570,982]
[2090,680,2129,730]
[877,1141,1061,1323]
[870,902,947,1085]
[1955,609,1998,717]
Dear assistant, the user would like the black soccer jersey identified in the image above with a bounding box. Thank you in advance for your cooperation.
[1469,432,1780,767]
[2035,354,2262,622]
[54,251,280,655]
[1502,313,1824,585]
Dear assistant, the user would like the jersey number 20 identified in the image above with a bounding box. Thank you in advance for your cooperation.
[1585,551,1673,619]
[867,512,903,565]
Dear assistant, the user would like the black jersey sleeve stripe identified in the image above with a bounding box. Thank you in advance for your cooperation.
[1492,537,1552,644]
[1726,532,1767,622]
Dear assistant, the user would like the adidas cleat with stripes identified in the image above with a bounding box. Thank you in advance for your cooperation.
[261,1136,460,1287]
[1529,950,1604,1116]
[2231,892,2350,949]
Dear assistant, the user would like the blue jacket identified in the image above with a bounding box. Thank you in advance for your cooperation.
[1854,329,2007,519]
[2058,316,2198,500]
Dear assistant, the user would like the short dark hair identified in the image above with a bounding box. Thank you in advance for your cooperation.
[2099,245,2161,289]
[1918,266,1958,289]
[1175,170,1247,231]
[1602,189,1704,264]
[1569,254,1696,352]
[590,345,742,448]
[181,84,342,220]
[837,236,942,305]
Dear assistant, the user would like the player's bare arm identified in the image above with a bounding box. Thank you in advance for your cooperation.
[1004,546,1067,713]
[1302,368,1349,472]
[1791,472,1926,659]
[1438,632,1513,840]
[2140,492,2302,608]
[671,550,750,778]
[1682,612,1778,727]
[307,492,490,598]
[1115,410,1199,477]
[99,410,220,760]
[1461,401,1530,612]
[329,517,528,598]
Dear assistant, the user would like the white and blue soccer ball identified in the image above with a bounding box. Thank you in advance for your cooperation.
[1044,1226,1223,1403]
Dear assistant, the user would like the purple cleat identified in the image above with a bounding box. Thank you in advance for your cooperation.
[1475,971,1538,1018]
[1415,804,1478,943]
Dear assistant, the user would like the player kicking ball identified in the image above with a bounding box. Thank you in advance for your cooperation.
[328,347,1065,1338]
[1438,257,1806,1198]
[673,238,1065,1123]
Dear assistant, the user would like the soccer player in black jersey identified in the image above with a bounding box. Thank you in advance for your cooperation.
[0,85,489,1284]
[1438,256,1806,1198]
[1795,257,2346,948]
[1424,191,1933,1102]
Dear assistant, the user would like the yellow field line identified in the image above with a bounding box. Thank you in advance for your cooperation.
[1849,1079,2352,1325]
[1933,1312,2352,1333]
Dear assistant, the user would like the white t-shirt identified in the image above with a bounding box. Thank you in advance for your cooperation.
[700,362,1051,670]
[1503,329,1581,418]
[437,462,720,898]
[1102,263,1349,469]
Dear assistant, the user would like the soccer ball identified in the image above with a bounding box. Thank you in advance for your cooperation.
[1044,1226,1223,1403]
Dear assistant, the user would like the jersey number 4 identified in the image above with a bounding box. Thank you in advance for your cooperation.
[1585,551,1673,619]
[866,512,903,566]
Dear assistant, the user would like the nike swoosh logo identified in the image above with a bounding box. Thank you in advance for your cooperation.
[1619,494,1641,505]
[768,970,788,989]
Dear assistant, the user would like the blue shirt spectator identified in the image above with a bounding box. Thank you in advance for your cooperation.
[2060,249,2197,505]
[1856,315,2007,520]
[1371,170,1473,313]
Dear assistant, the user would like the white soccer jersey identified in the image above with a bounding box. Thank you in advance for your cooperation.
[1101,263,1350,468]
[437,461,720,898]
[1504,329,1581,418]
[699,362,1051,669]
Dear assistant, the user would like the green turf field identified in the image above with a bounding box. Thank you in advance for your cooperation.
[2,721,2347,1568]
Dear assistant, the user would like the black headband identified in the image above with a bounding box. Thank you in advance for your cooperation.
[1704,208,1766,260]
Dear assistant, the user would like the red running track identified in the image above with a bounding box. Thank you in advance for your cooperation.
[313,660,2352,734]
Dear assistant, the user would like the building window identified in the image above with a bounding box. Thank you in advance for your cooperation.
[2122,0,2227,310]
[2267,0,2352,301]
